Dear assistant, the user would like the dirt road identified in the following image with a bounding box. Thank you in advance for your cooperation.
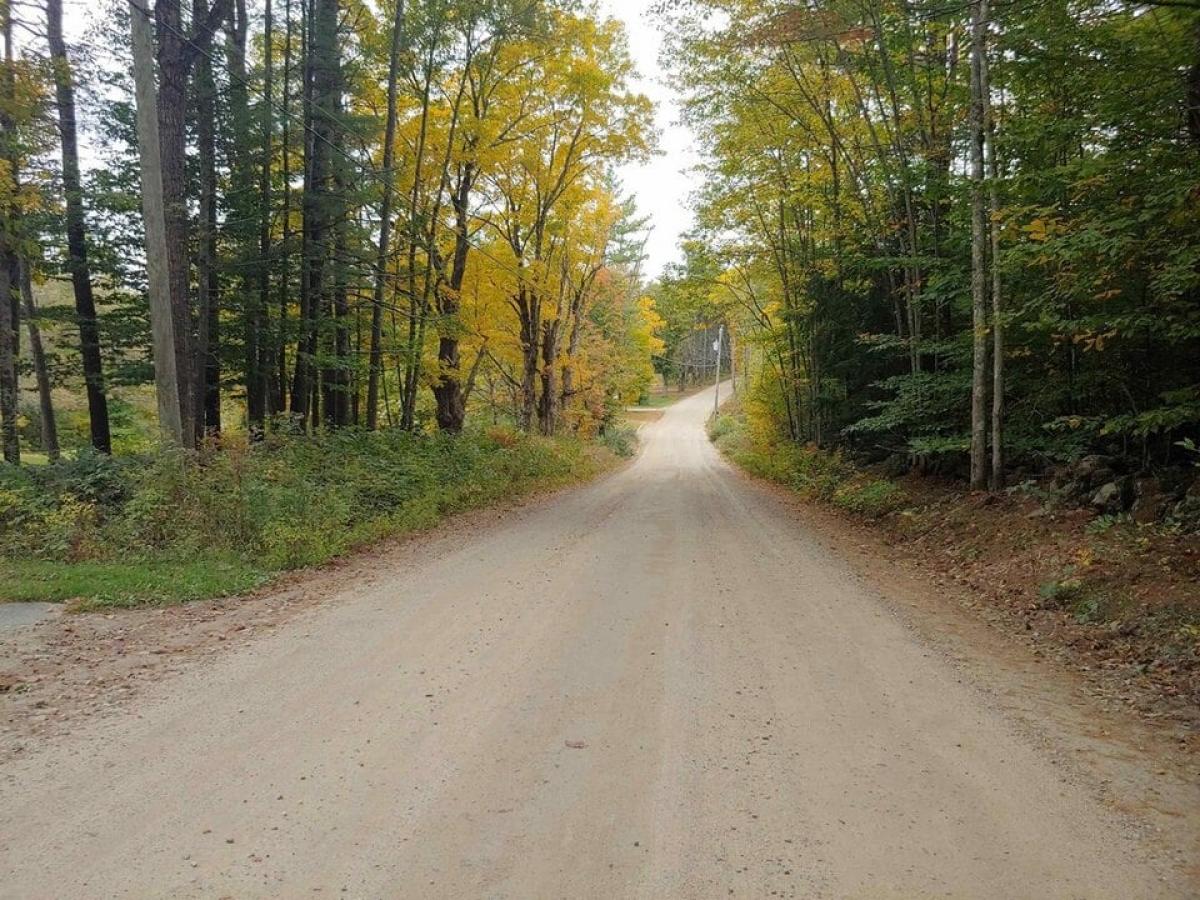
[1,385,1195,898]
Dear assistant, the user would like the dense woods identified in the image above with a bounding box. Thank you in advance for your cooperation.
[653,0,1200,518]
[0,0,660,461]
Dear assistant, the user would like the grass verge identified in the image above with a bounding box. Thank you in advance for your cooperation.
[708,406,907,519]
[1,425,619,608]
[3,556,270,609]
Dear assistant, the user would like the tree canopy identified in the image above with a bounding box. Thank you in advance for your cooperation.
[0,0,662,460]
[653,0,1200,486]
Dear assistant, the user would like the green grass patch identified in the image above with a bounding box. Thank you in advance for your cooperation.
[1037,575,1133,625]
[2,556,269,608]
[634,392,684,409]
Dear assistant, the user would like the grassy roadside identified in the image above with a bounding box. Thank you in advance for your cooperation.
[1,425,627,610]
[709,402,1200,720]
[630,380,709,410]
[630,390,692,410]
[708,407,908,519]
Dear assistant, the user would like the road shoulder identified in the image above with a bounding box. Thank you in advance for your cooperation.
[0,468,624,764]
[724,464,1200,885]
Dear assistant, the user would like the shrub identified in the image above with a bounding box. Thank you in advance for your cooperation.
[485,425,521,449]
[1038,575,1131,624]
[833,478,909,519]
[709,406,906,520]
[789,447,854,500]
[708,413,738,442]
[1038,576,1087,608]
[599,422,639,458]
[1,425,616,604]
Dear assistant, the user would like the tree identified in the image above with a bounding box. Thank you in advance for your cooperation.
[18,258,58,460]
[130,0,185,444]
[47,0,111,453]
[968,0,990,490]
[480,11,652,432]
[0,0,32,465]
[367,0,405,431]
[156,0,230,444]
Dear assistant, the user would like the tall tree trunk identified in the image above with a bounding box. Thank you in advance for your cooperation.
[559,285,586,420]
[18,260,59,461]
[129,0,185,444]
[324,129,351,429]
[133,0,228,445]
[47,0,111,453]
[275,0,294,414]
[290,0,318,424]
[294,0,340,427]
[400,305,427,430]
[537,318,560,436]
[517,289,539,432]
[227,0,261,429]
[520,345,538,432]
[982,24,1004,491]
[257,0,275,424]
[399,47,435,432]
[194,13,220,435]
[433,163,474,433]
[0,256,17,465]
[155,0,199,446]
[968,0,990,491]
[0,10,20,464]
[367,0,405,430]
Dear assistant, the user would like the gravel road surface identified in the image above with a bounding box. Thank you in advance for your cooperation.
[0,384,1191,898]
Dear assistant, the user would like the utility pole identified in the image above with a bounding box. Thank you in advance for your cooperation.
[712,323,724,416]
[129,0,185,445]
[730,331,736,396]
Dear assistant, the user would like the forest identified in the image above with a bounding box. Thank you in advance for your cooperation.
[654,0,1200,517]
[0,0,660,458]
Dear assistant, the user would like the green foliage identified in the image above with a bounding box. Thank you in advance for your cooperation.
[1086,513,1130,536]
[848,371,971,455]
[709,407,907,520]
[1038,576,1088,608]
[598,422,639,458]
[708,413,738,443]
[0,428,612,604]
[659,0,1200,478]
[832,479,909,519]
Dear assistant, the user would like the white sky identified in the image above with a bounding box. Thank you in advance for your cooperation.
[595,0,699,278]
